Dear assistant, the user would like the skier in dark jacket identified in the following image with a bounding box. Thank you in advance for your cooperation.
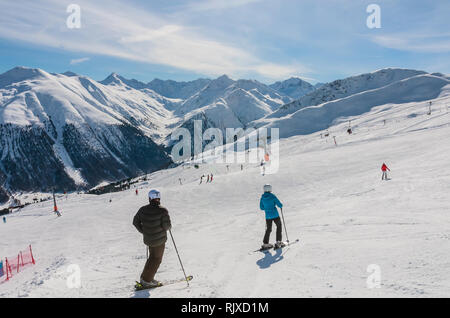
[259,184,284,249]
[133,189,171,288]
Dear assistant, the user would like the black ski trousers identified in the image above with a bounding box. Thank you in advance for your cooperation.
[263,217,282,244]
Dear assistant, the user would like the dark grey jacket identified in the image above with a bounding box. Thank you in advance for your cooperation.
[133,203,171,247]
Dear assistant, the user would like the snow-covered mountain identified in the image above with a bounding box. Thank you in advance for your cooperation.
[100,72,148,90]
[269,77,316,99]
[148,78,212,100]
[101,74,211,103]
[176,75,236,115]
[171,75,292,141]
[254,72,450,138]
[99,72,181,112]
[101,73,294,148]
[179,75,291,115]
[104,73,291,139]
[269,68,427,119]
[0,67,173,193]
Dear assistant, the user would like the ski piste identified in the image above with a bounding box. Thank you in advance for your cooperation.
[134,275,193,291]
[251,238,300,253]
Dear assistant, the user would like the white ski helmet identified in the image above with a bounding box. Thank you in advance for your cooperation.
[263,184,272,193]
[148,189,161,200]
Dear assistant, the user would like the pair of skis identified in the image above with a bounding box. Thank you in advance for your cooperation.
[252,238,300,253]
[135,275,193,291]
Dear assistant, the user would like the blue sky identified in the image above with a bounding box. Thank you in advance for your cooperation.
[0,0,449,84]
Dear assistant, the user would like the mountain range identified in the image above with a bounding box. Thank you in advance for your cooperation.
[1,66,448,202]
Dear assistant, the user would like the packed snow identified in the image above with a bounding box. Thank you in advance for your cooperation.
[1,93,450,297]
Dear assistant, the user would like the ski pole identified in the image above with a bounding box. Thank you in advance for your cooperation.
[169,229,190,287]
[280,208,290,245]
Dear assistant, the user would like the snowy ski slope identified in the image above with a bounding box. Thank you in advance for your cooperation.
[1,95,450,297]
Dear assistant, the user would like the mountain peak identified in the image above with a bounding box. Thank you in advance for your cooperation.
[101,72,122,83]
[208,74,234,88]
[286,76,303,81]
[269,76,315,99]
[2,66,47,77]
[271,77,311,86]
[100,73,146,90]
[217,74,232,81]
[62,71,78,77]
[0,66,48,87]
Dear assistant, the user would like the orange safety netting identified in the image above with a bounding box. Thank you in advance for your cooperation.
[1,245,35,282]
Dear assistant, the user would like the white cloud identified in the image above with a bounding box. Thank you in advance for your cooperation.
[0,0,308,80]
[181,0,263,12]
[372,33,450,53]
[70,57,90,65]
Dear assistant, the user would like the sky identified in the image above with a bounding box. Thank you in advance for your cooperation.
[0,0,449,84]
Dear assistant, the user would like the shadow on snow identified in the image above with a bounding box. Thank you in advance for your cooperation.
[256,249,284,269]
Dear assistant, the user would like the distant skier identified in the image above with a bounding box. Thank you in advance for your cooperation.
[381,163,391,180]
[260,160,266,176]
[133,189,171,288]
[210,173,214,183]
[200,175,205,184]
[136,189,139,196]
[259,184,284,249]
[207,174,210,183]
[2,216,6,223]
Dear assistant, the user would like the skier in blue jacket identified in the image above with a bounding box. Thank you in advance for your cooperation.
[259,184,284,249]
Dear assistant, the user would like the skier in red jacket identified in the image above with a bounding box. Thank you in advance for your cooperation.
[381,163,390,180]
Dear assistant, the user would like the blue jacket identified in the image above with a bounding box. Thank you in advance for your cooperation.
[260,192,283,220]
